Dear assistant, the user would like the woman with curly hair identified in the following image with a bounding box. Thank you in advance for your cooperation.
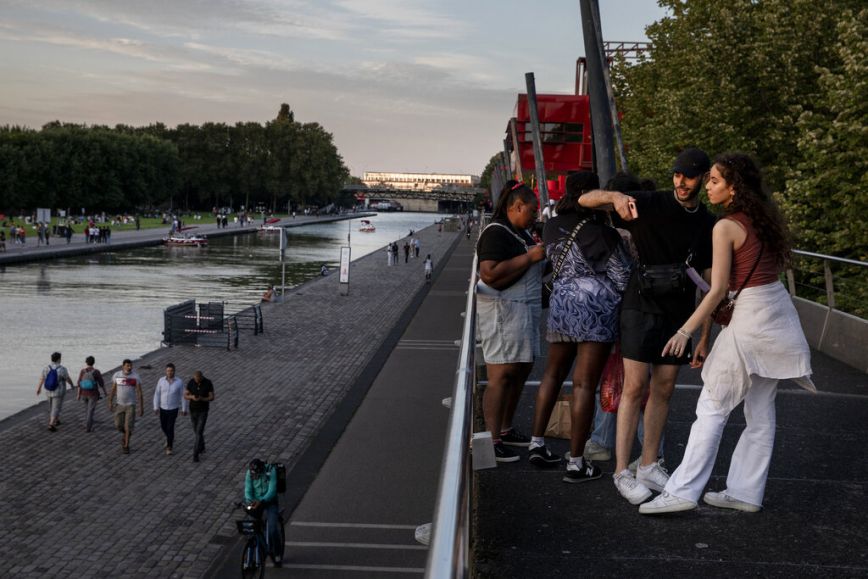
[640,152,815,515]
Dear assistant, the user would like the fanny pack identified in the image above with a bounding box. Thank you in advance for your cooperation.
[637,263,687,297]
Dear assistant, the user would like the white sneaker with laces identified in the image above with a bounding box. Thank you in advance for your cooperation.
[636,461,670,492]
[583,440,611,461]
[639,491,697,514]
[629,456,665,475]
[703,491,761,512]
[613,469,652,505]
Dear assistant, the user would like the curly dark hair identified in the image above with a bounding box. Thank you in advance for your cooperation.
[557,171,600,216]
[493,180,537,220]
[714,152,791,267]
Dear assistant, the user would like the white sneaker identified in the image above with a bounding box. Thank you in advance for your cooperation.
[636,462,670,492]
[583,440,611,461]
[613,470,652,505]
[628,456,665,475]
[703,491,761,513]
[639,491,697,515]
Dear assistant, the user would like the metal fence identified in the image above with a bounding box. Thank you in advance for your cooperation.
[786,250,867,318]
[162,301,262,350]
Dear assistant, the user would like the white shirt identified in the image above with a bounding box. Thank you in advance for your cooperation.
[153,376,188,412]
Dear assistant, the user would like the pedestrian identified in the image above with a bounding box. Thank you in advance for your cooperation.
[107,359,144,454]
[640,153,816,515]
[527,172,633,480]
[578,148,717,505]
[185,370,215,462]
[424,254,433,282]
[76,356,106,432]
[36,352,74,432]
[391,242,399,265]
[0,230,5,252]
[476,181,546,462]
[414,237,421,258]
[65,224,72,244]
[403,240,410,263]
[153,363,187,455]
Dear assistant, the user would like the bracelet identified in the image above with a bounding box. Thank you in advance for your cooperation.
[676,328,691,339]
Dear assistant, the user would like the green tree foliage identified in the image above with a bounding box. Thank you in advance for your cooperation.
[611,2,865,314]
[479,153,501,191]
[0,103,349,213]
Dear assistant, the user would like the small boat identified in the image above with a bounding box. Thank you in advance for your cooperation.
[259,224,283,232]
[359,220,376,232]
[163,234,208,247]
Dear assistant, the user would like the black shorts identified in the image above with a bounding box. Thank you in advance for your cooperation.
[619,308,692,365]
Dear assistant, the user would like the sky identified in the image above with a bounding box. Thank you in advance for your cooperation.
[0,0,667,177]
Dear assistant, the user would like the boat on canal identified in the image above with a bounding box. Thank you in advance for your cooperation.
[163,233,208,247]
[359,220,376,232]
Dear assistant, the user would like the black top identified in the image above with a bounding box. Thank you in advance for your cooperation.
[186,377,214,412]
[614,190,716,317]
[476,218,534,263]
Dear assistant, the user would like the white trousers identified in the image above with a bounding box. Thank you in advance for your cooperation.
[665,376,778,507]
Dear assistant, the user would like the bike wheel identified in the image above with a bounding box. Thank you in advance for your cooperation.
[240,538,266,579]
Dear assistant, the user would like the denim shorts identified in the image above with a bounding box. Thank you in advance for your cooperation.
[477,295,541,364]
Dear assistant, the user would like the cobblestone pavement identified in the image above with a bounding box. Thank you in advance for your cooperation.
[0,225,461,578]
[0,212,374,265]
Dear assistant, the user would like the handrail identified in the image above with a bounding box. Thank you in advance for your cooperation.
[792,250,867,269]
[425,253,479,579]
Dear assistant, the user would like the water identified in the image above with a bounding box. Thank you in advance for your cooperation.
[0,212,438,420]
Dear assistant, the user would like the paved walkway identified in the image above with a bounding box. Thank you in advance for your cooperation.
[475,327,868,576]
[0,212,374,266]
[0,224,459,578]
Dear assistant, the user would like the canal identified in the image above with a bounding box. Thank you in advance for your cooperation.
[0,212,439,420]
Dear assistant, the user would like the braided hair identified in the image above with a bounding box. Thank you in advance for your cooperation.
[493,180,537,220]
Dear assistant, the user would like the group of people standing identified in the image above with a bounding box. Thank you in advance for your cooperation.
[475,148,815,514]
[36,353,215,462]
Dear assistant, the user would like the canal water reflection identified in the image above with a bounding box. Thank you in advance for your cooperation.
[0,212,439,420]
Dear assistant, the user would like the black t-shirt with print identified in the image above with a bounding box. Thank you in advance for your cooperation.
[614,190,716,316]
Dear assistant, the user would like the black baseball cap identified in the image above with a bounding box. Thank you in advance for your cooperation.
[672,148,711,178]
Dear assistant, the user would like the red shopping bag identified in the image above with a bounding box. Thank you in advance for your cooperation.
[600,343,623,413]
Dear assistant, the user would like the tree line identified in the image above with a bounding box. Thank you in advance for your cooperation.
[0,104,351,214]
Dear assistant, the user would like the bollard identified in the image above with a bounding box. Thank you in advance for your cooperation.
[472,431,497,470]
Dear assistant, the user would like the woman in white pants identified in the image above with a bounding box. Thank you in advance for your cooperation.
[639,152,815,515]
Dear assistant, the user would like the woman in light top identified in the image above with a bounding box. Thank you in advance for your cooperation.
[640,152,815,515]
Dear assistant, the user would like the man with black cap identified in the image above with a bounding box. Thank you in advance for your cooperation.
[578,148,716,506]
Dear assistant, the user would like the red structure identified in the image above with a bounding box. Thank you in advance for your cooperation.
[506,94,593,200]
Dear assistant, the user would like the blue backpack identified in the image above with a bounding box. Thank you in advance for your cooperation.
[44,366,59,391]
[80,369,96,390]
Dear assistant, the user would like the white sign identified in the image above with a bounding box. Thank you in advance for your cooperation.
[339,246,351,284]
[36,208,51,223]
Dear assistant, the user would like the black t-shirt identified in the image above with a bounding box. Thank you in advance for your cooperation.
[477,218,533,263]
[186,377,214,412]
[614,190,716,316]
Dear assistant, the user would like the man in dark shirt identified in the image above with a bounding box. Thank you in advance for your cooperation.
[184,370,215,463]
[579,148,716,506]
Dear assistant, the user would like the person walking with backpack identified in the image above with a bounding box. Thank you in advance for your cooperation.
[36,352,74,432]
[76,356,106,432]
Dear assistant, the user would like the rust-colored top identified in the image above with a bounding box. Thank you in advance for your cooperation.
[726,212,780,291]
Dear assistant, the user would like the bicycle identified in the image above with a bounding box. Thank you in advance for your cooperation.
[235,502,285,578]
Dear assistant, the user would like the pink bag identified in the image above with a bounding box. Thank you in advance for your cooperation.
[600,343,624,413]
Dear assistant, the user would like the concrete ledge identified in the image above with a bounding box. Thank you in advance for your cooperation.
[794,296,868,374]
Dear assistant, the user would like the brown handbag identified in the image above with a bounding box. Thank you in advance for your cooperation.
[712,244,764,326]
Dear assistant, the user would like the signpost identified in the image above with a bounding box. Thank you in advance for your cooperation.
[279,227,287,297]
[339,246,351,295]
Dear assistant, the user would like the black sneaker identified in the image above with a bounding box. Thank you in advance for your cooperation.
[494,443,520,463]
[528,445,562,467]
[500,428,531,447]
[563,460,602,483]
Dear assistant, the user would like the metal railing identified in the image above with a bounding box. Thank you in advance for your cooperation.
[787,250,867,315]
[425,253,478,579]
